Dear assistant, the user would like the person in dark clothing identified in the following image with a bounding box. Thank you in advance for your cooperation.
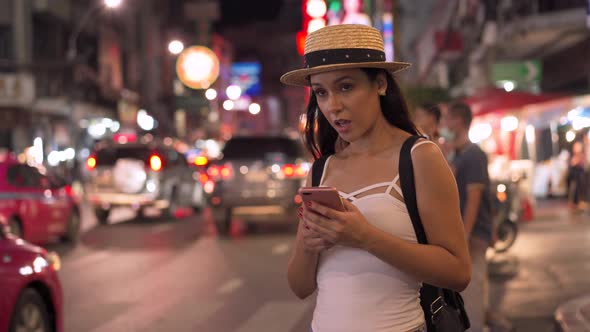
[441,102,493,331]
[568,141,586,211]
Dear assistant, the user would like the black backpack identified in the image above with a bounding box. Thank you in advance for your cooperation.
[310,136,470,331]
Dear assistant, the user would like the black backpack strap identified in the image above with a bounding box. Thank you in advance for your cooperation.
[311,155,330,187]
[399,136,428,245]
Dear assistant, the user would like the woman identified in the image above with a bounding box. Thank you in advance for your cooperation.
[281,24,471,332]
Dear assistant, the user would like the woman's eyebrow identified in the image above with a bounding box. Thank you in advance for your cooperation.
[311,76,355,87]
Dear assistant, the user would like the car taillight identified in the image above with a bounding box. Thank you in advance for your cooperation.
[194,156,209,167]
[64,185,74,197]
[282,164,307,178]
[149,155,163,171]
[207,164,233,181]
[87,156,97,170]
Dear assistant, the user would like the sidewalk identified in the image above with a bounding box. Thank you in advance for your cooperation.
[555,295,590,331]
[541,199,590,331]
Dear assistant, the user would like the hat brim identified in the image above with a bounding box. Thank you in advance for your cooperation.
[280,61,411,87]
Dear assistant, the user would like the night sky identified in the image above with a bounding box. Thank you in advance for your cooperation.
[218,0,284,26]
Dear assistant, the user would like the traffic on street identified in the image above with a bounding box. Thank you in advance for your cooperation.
[2,0,590,331]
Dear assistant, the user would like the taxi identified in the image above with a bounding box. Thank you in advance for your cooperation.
[0,155,80,244]
[0,217,63,332]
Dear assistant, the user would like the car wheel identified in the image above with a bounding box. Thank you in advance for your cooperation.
[8,218,23,239]
[62,210,80,243]
[8,288,51,332]
[164,187,180,219]
[213,208,232,236]
[94,208,110,225]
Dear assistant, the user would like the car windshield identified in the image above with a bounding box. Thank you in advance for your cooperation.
[94,146,151,166]
[222,137,303,160]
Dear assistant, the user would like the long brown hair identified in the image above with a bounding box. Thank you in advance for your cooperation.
[302,68,419,159]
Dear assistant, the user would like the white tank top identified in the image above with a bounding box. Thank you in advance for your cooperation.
[311,141,433,332]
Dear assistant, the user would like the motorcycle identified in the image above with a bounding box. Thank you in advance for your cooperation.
[490,177,522,253]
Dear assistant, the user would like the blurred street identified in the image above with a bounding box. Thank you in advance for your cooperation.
[45,204,315,332]
[35,199,589,332]
[489,200,590,331]
[1,1,590,331]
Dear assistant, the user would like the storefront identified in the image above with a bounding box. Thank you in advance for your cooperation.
[468,90,590,199]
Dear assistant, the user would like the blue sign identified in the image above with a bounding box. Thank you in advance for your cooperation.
[230,62,261,96]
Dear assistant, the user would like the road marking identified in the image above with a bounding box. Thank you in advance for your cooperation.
[64,250,111,271]
[271,243,290,255]
[151,224,173,233]
[217,278,244,295]
[235,300,312,332]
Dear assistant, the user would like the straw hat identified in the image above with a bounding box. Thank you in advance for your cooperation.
[280,24,411,87]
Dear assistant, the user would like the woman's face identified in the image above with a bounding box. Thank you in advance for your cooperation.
[310,68,386,142]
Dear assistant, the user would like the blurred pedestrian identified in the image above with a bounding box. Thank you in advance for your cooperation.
[282,24,470,332]
[441,102,494,331]
[341,0,372,26]
[413,103,442,141]
[567,140,586,212]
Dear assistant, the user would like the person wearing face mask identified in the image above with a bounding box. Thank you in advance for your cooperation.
[441,102,494,331]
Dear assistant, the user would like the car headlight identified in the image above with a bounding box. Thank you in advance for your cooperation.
[46,252,61,272]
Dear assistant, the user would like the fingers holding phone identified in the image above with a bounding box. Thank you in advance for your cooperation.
[299,188,372,249]
[300,222,334,253]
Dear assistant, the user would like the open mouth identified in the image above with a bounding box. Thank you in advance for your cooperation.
[334,119,352,131]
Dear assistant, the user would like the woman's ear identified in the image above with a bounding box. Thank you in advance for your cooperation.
[376,72,388,95]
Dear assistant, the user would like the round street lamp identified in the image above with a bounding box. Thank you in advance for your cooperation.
[104,0,122,8]
[168,40,184,55]
[223,100,234,111]
[226,85,242,100]
[249,103,261,115]
[205,88,217,100]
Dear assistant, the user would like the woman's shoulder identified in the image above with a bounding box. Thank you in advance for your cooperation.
[409,138,448,169]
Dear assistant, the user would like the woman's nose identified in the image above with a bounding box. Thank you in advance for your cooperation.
[326,94,342,113]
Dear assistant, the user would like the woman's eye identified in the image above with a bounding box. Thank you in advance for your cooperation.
[341,83,353,91]
[314,89,326,96]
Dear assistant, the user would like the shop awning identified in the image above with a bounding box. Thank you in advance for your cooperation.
[463,88,565,116]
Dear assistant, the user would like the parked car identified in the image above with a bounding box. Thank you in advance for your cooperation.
[0,216,63,332]
[85,140,206,223]
[206,136,310,234]
[0,159,80,244]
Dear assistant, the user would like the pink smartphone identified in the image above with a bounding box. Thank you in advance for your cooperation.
[298,187,345,211]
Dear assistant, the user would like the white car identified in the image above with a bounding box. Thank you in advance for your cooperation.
[85,141,205,223]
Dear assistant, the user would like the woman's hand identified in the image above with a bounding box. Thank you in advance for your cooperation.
[298,206,334,253]
[301,199,373,249]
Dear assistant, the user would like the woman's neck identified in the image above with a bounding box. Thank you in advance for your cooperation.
[342,121,403,156]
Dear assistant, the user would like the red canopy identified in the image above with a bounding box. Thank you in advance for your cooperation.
[463,88,565,116]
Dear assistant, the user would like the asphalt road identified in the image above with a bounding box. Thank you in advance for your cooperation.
[42,199,590,332]
[45,205,312,332]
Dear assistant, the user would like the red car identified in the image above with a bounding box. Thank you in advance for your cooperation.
[0,158,80,244]
[0,217,63,332]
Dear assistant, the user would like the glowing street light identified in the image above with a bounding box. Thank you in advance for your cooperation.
[249,103,261,115]
[205,88,217,100]
[104,0,122,8]
[168,40,184,55]
[226,85,242,100]
[223,100,235,111]
[67,0,123,60]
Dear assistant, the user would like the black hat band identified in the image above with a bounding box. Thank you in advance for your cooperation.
[303,48,386,69]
